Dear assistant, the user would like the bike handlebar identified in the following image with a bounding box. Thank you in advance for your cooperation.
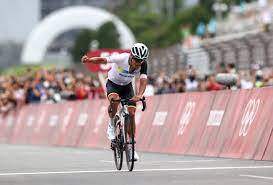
[111,97,146,111]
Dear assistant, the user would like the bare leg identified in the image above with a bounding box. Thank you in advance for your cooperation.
[107,93,120,119]
[107,93,120,142]
[128,106,136,139]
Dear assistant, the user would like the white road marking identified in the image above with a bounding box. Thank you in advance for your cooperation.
[100,160,113,163]
[100,159,222,164]
[240,174,273,180]
[0,166,273,176]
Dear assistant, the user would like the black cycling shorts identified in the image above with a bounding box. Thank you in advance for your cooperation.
[106,80,136,107]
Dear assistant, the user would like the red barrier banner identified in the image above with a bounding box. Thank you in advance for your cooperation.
[220,88,273,159]
[78,99,105,148]
[136,95,165,152]
[30,103,57,145]
[64,100,94,147]
[9,107,25,144]
[28,103,50,145]
[185,92,215,155]
[218,89,252,158]
[46,102,74,146]
[201,90,231,157]
[240,88,273,160]
[1,87,273,161]
[78,99,109,149]
[43,103,65,146]
[10,105,36,144]
[91,101,110,150]
[165,92,214,155]
[54,101,82,147]
[153,94,189,153]
[0,110,16,143]
[262,96,273,161]
[53,101,78,146]
[139,94,181,153]
[159,93,188,154]
[262,120,273,161]
[166,93,200,154]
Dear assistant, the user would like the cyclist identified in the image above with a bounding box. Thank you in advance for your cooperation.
[81,43,149,161]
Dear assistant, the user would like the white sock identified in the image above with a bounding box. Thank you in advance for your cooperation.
[110,117,114,126]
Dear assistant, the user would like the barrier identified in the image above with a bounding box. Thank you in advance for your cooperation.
[166,92,213,154]
[219,88,273,159]
[186,92,216,155]
[10,105,34,144]
[78,99,109,149]
[261,99,273,161]
[0,110,16,143]
[240,88,273,160]
[202,90,231,157]
[53,101,79,146]
[29,104,47,145]
[1,87,273,161]
[60,101,87,147]
[138,94,174,152]
[135,95,158,152]
[263,128,273,161]
[153,94,189,153]
[35,103,60,145]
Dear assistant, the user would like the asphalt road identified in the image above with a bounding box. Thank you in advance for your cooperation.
[0,144,272,185]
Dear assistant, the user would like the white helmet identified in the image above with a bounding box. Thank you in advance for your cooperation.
[131,43,149,60]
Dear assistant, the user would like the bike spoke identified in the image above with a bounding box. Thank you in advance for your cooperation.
[113,122,123,170]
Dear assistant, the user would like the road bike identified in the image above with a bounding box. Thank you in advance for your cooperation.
[110,97,146,171]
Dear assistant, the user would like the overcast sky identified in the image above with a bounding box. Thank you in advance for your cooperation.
[0,0,40,42]
[185,0,199,7]
[0,0,199,43]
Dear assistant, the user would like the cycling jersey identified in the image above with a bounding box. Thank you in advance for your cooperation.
[106,53,147,86]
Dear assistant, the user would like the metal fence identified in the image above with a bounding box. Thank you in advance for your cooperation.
[149,30,273,76]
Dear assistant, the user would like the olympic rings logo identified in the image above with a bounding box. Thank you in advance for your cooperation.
[239,99,260,137]
[178,101,196,135]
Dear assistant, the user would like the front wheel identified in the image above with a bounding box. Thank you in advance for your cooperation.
[113,121,123,170]
[124,115,135,171]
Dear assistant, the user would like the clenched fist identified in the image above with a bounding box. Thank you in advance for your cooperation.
[81,55,89,63]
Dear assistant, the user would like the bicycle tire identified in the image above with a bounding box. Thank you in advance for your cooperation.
[113,120,123,170]
[124,115,135,171]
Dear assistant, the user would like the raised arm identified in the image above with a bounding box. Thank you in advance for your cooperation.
[81,55,107,64]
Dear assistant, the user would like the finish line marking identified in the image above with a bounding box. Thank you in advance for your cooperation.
[0,166,273,176]
[240,174,273,180]
[100,159,220,164]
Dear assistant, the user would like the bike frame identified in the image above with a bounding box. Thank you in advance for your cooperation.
[111,97,146,171]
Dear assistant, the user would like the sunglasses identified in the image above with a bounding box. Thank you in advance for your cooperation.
[133,57,143,64]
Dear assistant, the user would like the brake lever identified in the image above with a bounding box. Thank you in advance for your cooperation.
[141,97,146,111]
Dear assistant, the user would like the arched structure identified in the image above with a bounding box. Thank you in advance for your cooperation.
[21,6,135,64]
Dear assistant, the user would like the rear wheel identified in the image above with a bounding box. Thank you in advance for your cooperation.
[124,115,135,171]
[113,118,123,170]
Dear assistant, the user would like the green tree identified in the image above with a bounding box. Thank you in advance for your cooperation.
[114,0,256,48]
[96,21,120,49]
[154,5,211,46]
[115,1,211,47]
[71,29,95,63]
